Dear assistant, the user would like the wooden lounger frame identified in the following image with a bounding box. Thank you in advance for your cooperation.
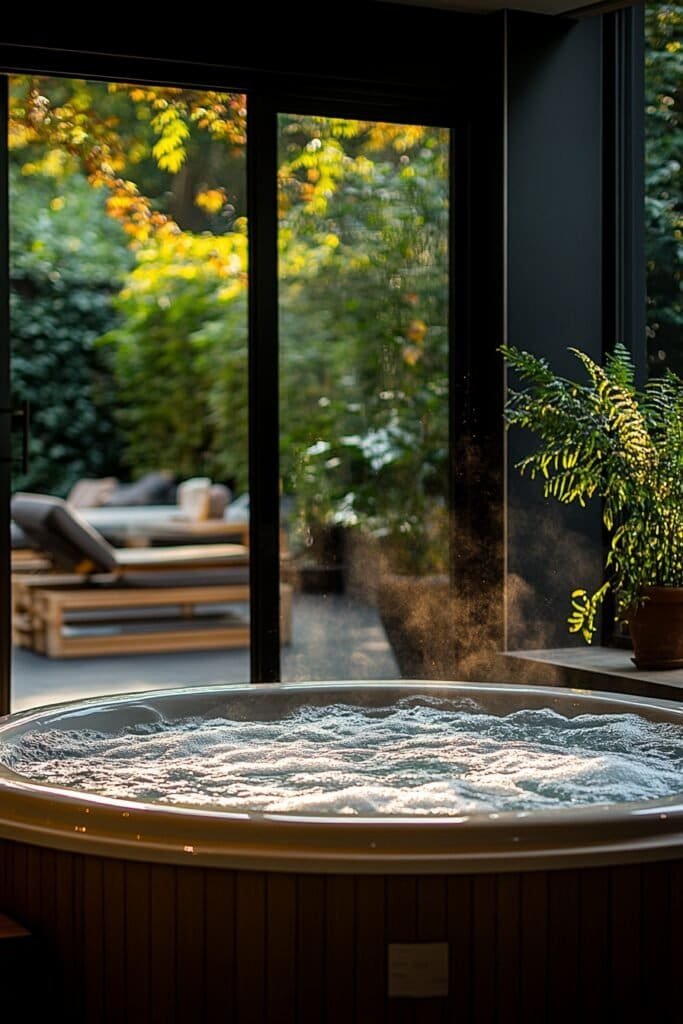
[13,574,292,659]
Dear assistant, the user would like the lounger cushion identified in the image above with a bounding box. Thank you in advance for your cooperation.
[11,493,119,572]
[66,477,118,509]
[118,566,250,588]
[10,521,39,550]
[114,544,248,568]
[104,472,177,507]
[209,483,231,519]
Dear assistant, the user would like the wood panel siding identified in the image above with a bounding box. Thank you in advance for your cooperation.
[1,838,682,1021]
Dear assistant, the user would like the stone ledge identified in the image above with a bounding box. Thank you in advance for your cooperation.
[505,646,683,701]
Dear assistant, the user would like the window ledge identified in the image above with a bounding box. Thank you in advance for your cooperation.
[505,646,683,701]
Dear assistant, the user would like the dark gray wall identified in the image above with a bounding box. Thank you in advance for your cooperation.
[505,13,606,650]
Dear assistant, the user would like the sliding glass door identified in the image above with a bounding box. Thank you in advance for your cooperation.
[277,111,451,681]
[1,72,457,712]
[7,75,251,709]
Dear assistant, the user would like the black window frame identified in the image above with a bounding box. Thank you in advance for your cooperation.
[0,52,463,712]
[0,9,645,712]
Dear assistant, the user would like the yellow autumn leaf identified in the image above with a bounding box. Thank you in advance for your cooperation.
[195,189,226,215]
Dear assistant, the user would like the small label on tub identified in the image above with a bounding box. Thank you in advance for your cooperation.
[387,942,449,998]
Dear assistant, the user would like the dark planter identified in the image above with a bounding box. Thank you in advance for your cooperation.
[629,586,683,670]
[296,524,347,594]
[298,564,346,594]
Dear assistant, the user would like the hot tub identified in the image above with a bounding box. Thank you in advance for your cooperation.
[0,681,681,1022]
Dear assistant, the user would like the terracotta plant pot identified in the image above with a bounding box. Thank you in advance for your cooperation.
[629,586,683,670]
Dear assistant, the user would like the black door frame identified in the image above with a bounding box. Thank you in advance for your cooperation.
[249,93,459,683]
[0,10,645,712]
[0,75,11,715]
[0,53,463,712]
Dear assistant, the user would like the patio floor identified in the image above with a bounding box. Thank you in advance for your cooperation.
[11,592,399,712]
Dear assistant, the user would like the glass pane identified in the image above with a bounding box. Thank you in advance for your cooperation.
[9,76,250,709]
[278,113,450,680]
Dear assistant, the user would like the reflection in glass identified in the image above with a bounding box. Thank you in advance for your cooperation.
[278,114,450,680]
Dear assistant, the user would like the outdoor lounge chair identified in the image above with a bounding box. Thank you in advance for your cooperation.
[10,493,291,658]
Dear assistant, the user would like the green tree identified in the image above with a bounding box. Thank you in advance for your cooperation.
[277,116,450,571]
[9,77,247,238]
[10,169,131,494]
[100,227,248,487]
[10,76,249,492]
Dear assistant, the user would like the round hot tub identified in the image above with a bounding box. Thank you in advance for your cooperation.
[0,681,682,1022]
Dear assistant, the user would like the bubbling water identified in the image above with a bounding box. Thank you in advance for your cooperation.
[2,697,683,816]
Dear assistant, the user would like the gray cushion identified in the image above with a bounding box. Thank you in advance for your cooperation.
[10,521,39,550]
[114,544,247,568]
[119,567,250,588]
[104,472,177,507]
[11,493,118,573]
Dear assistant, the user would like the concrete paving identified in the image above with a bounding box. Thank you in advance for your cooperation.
[11,592,399,712]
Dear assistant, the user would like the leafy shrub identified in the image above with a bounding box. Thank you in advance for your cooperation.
[102,117,450,568]
[100,226,248,489]
[10,169,131,495]
[278,119,450,573]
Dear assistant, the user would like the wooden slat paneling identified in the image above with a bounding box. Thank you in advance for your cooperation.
[669,860,683,987]
[641,860,671,1020]
[546,870,580,1024]
[103,859,126,1024]
[11,842,27,928]
[577,867,609,1021]
[176,866,205,1022]
[471,874,496,1023]
[2,838,683,1021]
[149,864,176,1024]
[25,843,42,929]
[325,875,356,1024]
[355,875,387,1024]
[519,870,547,1023]
[296,875,325,1022]
[55,851,77,1014]
[82,856,104,1024]
[495,872,521,1024]
[266,873,297,1023]
[37,848,59,1002]
[0,838,6,904]
[235,870,266,1024]
[204,868,235,1021]
[610,864,642,1016]
[125,862,150,1024]
[416,876,447,1024]
[386,876,417,1024]
[447,874,473,1023]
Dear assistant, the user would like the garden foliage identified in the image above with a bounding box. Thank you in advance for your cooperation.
[7,13,683,565]
[10,169,130,494]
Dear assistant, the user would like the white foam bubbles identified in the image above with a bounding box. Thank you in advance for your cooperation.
[2,697,683,815]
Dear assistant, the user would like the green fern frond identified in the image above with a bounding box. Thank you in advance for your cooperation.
[502,342,683,644]
[604,342,636,389]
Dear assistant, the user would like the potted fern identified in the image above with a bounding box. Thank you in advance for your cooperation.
[502,343,683,669]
